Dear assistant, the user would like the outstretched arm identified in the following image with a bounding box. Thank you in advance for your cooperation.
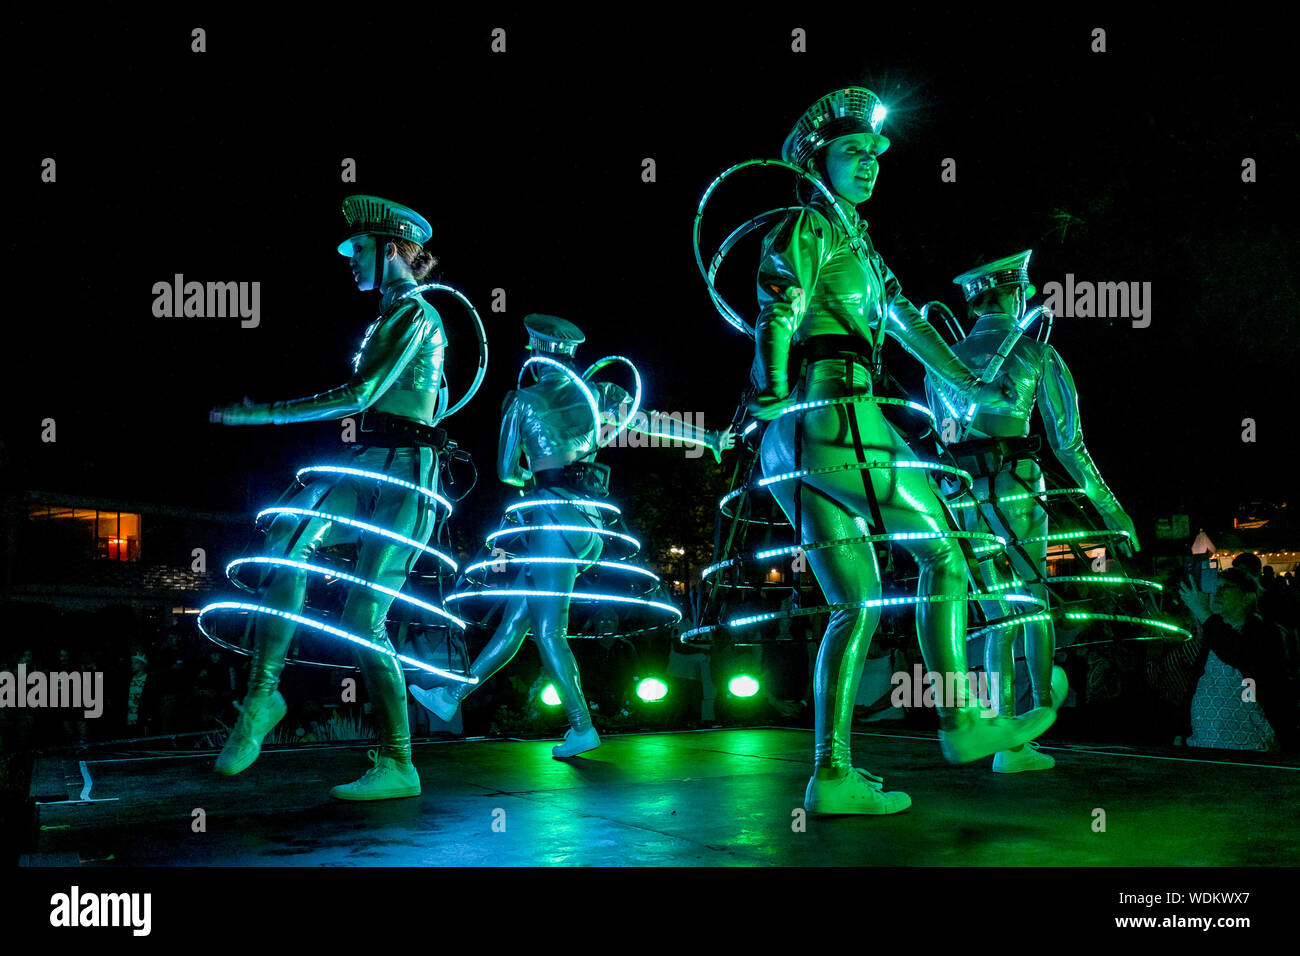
[211,300,440,424]
[596,382,731,463]
[1038,345,1139,550]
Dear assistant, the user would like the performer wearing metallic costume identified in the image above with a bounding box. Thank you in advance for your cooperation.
[412,314,728,757]
[749,89,1055,814]
[926,251,1137,772]
[209,195,450,800]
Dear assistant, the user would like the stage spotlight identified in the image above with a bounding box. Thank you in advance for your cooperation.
[728,675,760,698]
[636,677,668,702]
[541,684,561,706]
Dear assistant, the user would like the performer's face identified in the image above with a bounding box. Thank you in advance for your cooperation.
[822,133,879,206]
[347,235,389,291]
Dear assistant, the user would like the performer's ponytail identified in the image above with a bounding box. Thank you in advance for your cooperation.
[390,237,440,281]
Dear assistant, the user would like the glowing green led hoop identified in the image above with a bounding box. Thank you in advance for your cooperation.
[197,601,479,681]
[694,158,868,338]
[1047,575,1164,591]
[700,529,1007,583]
[681,588,1044,646]
[256,506,457,573]
[946,487,1088,510]
[296,465,453,517]
[757,459,974,495]
[1061,611,1191,640]
[1018,529,1131,546]
[772,394,937,427]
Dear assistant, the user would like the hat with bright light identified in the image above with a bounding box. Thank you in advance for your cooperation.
[782,88,890,168]
[524,314,585,357]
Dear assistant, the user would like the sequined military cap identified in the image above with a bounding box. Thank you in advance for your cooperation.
[953,250,1037,302]
[782,88,891,167]
[524,314,586,356]
[337,195,433,256]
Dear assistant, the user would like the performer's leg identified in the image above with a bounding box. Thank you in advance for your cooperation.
[216,479,359,775]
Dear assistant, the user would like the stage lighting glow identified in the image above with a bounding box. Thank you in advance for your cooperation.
[729,675,760,698]
[541,684,562,706]
[637,678,668,702]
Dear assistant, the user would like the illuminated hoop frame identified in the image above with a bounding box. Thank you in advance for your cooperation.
[401,283,488,420]
[197,601,478,682]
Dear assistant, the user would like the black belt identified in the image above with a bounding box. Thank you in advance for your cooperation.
[793,334,876,364]
[530,461,611,498]
[358,411,447,449]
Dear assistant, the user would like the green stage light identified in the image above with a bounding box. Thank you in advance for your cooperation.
[729,675,760,698]
[541,684,561,706]
[636,678,668,702]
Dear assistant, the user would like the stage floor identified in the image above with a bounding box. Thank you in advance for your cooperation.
[24,727,1300,866]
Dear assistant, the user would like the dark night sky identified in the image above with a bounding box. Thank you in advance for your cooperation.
[5,12,1296,544]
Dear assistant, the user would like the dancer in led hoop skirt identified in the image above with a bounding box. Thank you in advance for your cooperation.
[925,250,1137,772]
[748,89,1056,814]
[209,195,453,800]
[411,314,729,758]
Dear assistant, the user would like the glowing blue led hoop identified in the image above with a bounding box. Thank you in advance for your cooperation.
[197,601,478,682]
[694,158,867,338]
[967,612,1056,643]
[445,588,683,620]
[462,555,662,584]
[757,459,974,496]
[256,506,458,573]
[486,522,642,554]
[773,394,937,427]
[401,283,488,420]
[716,486,791,527]
[582,355,642,447]
[504,498,622,517]
[519,356,602,450]
[225,556,468,629]
[295,465,453,517]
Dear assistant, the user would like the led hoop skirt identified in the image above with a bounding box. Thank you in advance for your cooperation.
[953,488,1192,646]
[683,441,1048,646]
[197,466,475,679]
[447,497,682,637]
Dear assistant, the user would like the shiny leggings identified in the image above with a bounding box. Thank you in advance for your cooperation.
[957,455,1054,713]
[247,445,438,763]
[761,360,972,772]
[449,495,604,733]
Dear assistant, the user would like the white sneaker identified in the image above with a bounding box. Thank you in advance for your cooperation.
[804,768,911,815]
[992,741,1056,773]
[409,684,460,722]
[329,749,421,801]
[940,705,1056,764]
[552,726,601,758]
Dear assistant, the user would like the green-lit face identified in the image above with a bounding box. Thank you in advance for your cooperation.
[822,133,880,206]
